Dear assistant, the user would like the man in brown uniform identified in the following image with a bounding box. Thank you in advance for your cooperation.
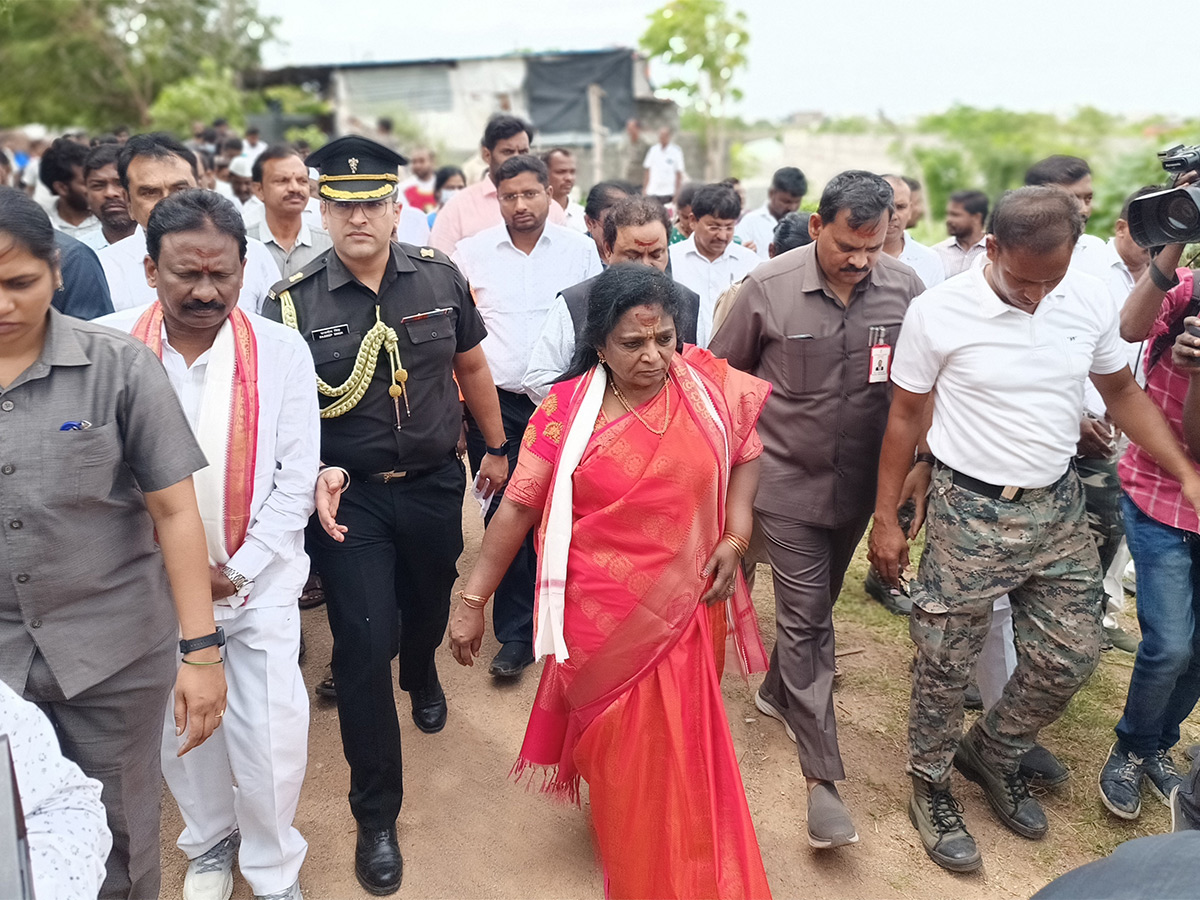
[710,170,924,849]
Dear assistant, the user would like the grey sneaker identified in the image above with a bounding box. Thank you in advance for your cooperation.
[184,830,240,900]
[1104,626,1139,654]
[255,881,303,900]
[1098,742,1144,820]
[908,776,981,873]
[806,782,858,848]
[754,688,796,743]
[1144,749,1184,806]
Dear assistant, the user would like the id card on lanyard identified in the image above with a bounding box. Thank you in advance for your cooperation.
[868,325,892,384]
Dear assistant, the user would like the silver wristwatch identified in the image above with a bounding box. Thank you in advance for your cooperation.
[220,564,254,598]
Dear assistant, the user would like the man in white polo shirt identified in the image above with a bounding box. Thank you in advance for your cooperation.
[452,154,601,677]
[642,126,686,202]
[869,186,1200,874]
[668,182,758,347]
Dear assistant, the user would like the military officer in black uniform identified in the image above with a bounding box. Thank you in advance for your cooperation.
[262,135,508,896]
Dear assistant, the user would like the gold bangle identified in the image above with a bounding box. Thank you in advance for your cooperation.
[181,657,224,666]
[722,533,750,558]
[457,590,488,610]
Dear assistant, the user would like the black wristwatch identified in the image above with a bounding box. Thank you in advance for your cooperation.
[179,627,226,655]
[485,440,511,457]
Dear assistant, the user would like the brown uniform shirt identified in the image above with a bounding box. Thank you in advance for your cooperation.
[709,243,924,526]
[0,310,206,697]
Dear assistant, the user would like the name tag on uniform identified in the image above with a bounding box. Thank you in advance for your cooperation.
[311,324,350,341]
[868,325,892,384]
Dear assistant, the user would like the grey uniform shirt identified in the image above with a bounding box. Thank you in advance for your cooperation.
[709,243,924,527]
[0,310,207,698]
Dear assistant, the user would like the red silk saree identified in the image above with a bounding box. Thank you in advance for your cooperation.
[506,347,772,899]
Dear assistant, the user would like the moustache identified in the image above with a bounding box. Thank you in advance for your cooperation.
[182,300,226,312]
[840,265,869,274]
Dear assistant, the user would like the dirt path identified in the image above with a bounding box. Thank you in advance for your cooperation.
[159,497,1180,899]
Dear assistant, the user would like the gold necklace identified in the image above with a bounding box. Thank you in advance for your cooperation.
[610,374,671,435]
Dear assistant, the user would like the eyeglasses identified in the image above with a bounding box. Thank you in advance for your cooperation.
[498,190,546,204]
[323,199,393,219]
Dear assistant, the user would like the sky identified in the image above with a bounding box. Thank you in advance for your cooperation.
[257,0,1194,124]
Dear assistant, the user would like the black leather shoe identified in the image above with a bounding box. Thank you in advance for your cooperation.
[489,641,534,678]
[315,667,336,700]
[954,732,1048,839]
[1019,743,1070,789]
[410,677,447,734]
[355,825,402,895]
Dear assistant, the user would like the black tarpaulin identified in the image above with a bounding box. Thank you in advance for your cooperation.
[525,50,635,138]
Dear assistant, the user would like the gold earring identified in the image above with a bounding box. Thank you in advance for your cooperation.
[597,352,606,364]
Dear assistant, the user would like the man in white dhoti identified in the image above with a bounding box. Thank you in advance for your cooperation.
[101,188,320,900]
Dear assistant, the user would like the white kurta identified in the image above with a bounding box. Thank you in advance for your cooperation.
[100,305,320,895]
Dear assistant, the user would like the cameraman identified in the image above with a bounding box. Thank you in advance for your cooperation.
[1100,192,1200,820]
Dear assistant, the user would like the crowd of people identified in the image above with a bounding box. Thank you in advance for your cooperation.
[2,109,1200,900]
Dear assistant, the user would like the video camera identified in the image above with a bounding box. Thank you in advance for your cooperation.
[1127,145,1200,247]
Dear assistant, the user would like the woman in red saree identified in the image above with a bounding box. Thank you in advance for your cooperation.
[450,265,773,899]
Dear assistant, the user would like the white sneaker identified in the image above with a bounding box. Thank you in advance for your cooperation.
[754,688,797,743]
[183,830,240,900]
[255,880,303,900]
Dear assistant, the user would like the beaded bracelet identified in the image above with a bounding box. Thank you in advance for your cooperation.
[457,590,489,610]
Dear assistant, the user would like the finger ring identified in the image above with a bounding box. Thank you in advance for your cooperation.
[216,709,225,718]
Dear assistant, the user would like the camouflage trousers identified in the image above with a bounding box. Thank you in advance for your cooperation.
[908,464,1104,783]
[1077,454,1124,578]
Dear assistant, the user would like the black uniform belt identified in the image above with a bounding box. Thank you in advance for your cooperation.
[352,454,456,484]
[938,462,1071,503]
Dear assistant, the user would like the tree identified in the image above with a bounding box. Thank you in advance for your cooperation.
[640,0,749,181]
[0,0,276,129]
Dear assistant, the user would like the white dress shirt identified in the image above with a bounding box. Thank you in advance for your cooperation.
[396,203,432,246]
[734,203,780,260]
[99,306,321,609]
[895,232,945,290]
[0,678,110,900]
[891,264,1127,488]
[240,195,265,230]
[934,234,988,278]
[643,142,686,196]
[1075,237,1144,414]
[562,199,589,233]
[522,295,577,402]
[669,235,759,347]
[453,222,602,394]
[98,225,283,313]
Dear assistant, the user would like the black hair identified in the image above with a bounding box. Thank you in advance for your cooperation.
[988,186,1083,253]
[771,167,808,198]
[83,143,122,179]
[1024,155,1091,187]
[901,175,922,193]
[585,180,636,221]
[674,181,699,209]
[540,147,574,166]
[494,155,549,189]
[949,189,989,220]
[90,134,120,147]
[39,137,90,192]
[691,183,741,221]
[770,211,813,255]
[602,196,671,250]
[562,264,683,380]
[816,170,894,229]
[220,137,244,156]
[433,166,465,194]
[0,186,59,269]
[251,144,301,183]
[117,133,199,190]
[481,114,534,153]
[246,126,260,136]
[212,117,228,128]
[146,189,246,264]
[377,117,394,133]
[201,128,219,145]
[1119,185,1162,222]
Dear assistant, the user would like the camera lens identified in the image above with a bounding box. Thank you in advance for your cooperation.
[1162,192,1200,238]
